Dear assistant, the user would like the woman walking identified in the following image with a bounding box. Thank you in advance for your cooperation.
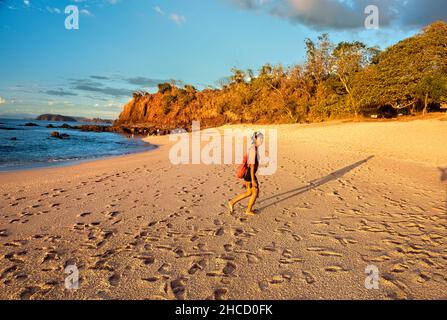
[228,131,264,216]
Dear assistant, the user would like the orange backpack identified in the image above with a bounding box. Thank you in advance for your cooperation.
[236,153,248,179]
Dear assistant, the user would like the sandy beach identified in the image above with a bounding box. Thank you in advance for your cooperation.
[0,118,446,300]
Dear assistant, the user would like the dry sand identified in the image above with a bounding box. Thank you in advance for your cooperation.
[0,118,446,300]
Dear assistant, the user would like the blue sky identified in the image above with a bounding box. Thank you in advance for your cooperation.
[0,0,444,119]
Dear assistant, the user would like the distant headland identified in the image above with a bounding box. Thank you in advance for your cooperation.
[36,114,113,124]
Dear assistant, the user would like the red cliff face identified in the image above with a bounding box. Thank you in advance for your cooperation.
[114,95,156,126]
[114,88,226,132]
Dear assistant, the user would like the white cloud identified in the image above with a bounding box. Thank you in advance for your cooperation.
[80,9,94,17]
[230,0,447,30]
[155,7,186,25]
[46,7,62,14]
[154,6,165,16]
[169,13,186,25]
[23,0,30,7]
[0,97,6,105]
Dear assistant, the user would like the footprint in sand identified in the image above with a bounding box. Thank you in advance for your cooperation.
[136,254,155,265]
[213,287,228,300]
[142,276,160,283]
[215,227,225,236]
[170,278,187,300]
[258,280,269,292]
[108,273,120,286]
[20,286,40,300]
[158,263,172,275]
[302,271,316,284]
[5,251,27,264]
[78,212,91,218]
[188,259,206,275]
[262,242,277,252]
[1,265,19,281]
[222,262,236,276]
[106,211,120,219]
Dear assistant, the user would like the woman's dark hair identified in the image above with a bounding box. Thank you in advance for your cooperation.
[251,131,264,145]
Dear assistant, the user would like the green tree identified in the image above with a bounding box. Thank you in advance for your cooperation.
[357,21,447,114]
[332,41,380,116]
[305,34,333,85]
[417,73,447,115]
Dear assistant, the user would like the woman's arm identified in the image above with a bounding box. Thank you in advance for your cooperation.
[250,164,257,188]
[249,148,257,188]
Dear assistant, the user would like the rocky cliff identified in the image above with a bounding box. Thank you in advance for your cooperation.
[113,86,225,134]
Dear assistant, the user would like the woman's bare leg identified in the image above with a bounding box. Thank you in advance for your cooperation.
[246,186,259,215]
[228,182,252,213]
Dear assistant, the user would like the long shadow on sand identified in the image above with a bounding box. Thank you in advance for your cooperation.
[258,155,375,211]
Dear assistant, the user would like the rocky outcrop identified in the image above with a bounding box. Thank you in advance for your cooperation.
[36,114,113,124]
[37,114,78,122]
[43,123,165,136]
[50,131,70,139]
[113,88,225,134]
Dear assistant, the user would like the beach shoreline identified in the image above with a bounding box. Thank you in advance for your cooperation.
[0,119,445,300]
[2,114,445,175]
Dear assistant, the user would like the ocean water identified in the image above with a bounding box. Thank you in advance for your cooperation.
[0,118,153,171]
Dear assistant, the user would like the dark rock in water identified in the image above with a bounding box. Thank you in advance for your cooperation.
[78,125,110,132]
[47,123,111,133]
[46,124,55,128]
[51,131,60,138]
[10,137,17,141]
[51,131,70,139]
[107,125,172,136]
[24,122,39,127]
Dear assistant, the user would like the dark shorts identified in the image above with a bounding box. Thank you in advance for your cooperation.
[244,172,258,189]
[243,170,256,182]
